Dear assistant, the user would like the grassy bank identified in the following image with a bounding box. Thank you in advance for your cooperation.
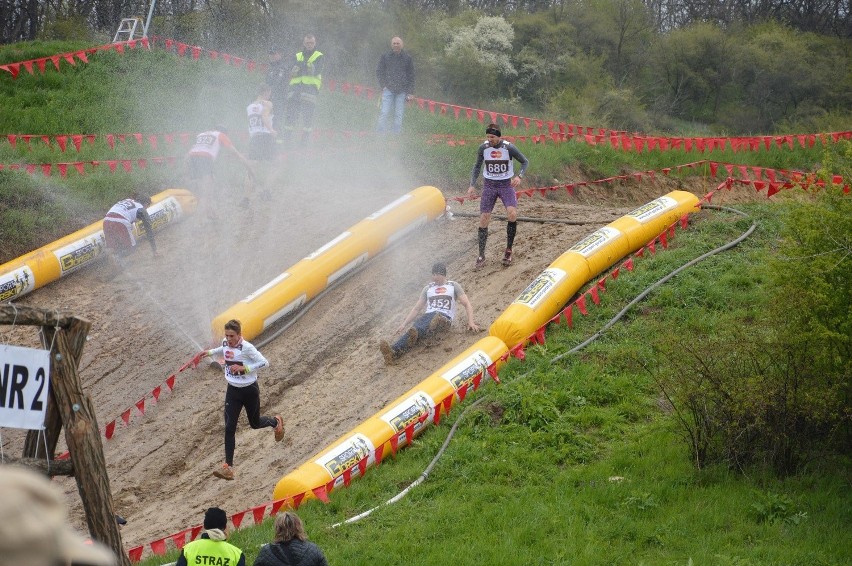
[139,199,849,565]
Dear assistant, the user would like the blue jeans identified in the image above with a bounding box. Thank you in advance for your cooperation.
[392,312,448,354]
[377,88,407,133]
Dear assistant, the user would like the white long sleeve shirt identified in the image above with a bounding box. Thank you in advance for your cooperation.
[206,338,269,387]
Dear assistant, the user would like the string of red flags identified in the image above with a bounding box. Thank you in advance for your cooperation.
[0,156,179,177]
[0,39,149,79]
[446,160,849,206]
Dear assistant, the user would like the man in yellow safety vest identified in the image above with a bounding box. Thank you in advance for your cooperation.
[284,34,323,142]
[176,507,245,566]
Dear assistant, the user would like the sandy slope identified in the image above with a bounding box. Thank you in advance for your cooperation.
[1,150,703,551]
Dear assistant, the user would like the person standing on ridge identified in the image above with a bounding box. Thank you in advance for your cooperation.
[284,34,324,142]
[376,36,415,134]
[193,319,284,481]
[466,123,529,270]
[266,45,288,133]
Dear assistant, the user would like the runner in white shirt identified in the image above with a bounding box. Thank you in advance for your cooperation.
[379,262,480,365]
[194,319,284,480]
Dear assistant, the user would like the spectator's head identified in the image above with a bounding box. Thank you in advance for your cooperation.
[203,507,228,531]
[272,512,307,543]
[391,36,403,53]
[0,466,116,565]
[303,34,316,51]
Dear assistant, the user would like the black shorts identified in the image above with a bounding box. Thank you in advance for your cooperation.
[188,155,214,180]
[249,133,276,161]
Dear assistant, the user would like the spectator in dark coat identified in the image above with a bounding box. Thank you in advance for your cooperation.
[376,36,415,133]
[252,512,328,566]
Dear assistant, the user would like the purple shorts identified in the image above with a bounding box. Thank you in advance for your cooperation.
[480,178,517,213]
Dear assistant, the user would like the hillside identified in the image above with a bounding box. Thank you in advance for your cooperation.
[1,40,849,565]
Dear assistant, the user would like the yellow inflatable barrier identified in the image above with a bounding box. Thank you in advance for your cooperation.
[0,189,197,303]
[272,336,508,502]
[211,186,446,341]
[489,190,699,348]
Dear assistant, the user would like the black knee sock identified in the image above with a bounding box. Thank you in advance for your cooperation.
[507,221,517,250]
[478,227,488,257]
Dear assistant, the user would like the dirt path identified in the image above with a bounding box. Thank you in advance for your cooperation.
[2,151,712,551]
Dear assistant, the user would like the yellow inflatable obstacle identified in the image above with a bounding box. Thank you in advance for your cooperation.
[272,336,508,503]
[0,189,197,302]
[211,186,446,342]
[490,190,699,348]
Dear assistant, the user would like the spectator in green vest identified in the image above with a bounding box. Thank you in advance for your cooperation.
[176,507,245,566]
[284,34,324,142]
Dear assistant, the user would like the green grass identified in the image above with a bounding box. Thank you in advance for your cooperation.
[2,40,849,565]
[137,201,850,565]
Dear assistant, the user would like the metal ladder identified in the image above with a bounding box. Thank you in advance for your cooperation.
[112,17,142,43]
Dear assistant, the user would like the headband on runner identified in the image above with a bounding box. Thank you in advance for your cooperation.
[485,126,501,137]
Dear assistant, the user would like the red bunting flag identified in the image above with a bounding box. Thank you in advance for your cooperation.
[271,499,286,515]
[405,423,416,445]
[389,432,400,455]
[374,444,384,466]
[135,398,145,415]
[562,305,573,328]
[457,382,469,402]
[57,163,68,178]
[487,363,500,383]
[575,295,588,315]
[166,375,176,390]
[251,505,267,524]
[510,344,526,360]
[342,467,352,486]
[589,286,600,305]
[442,394,453,416]
[150,539,167,555]
[128,547,143,562]
[190,525,203,540]
[358,455,368,477]
[292,493,306,509]
[231,510,246,528]
[433,404,442,425]
[171,531,187,550]
[152,385,162,401]
[105,420,116,439]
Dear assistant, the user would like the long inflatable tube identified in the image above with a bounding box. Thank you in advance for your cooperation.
[0,189,197,303]
[270,191,700,504]
[211,186,446,342]
[272,336,508,502]
[489,190,699,348]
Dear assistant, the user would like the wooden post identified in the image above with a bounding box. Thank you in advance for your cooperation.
[1,305,131,566]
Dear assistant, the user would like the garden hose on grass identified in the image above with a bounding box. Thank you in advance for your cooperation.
[331,203,756,528]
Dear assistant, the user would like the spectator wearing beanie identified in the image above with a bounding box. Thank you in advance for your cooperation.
[176,507,246,566]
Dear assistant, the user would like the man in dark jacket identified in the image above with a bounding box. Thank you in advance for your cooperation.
[376,36,415,133]
[266,45,288,133]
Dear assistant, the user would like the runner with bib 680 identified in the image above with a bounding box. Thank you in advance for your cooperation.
[466,123,529,270]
